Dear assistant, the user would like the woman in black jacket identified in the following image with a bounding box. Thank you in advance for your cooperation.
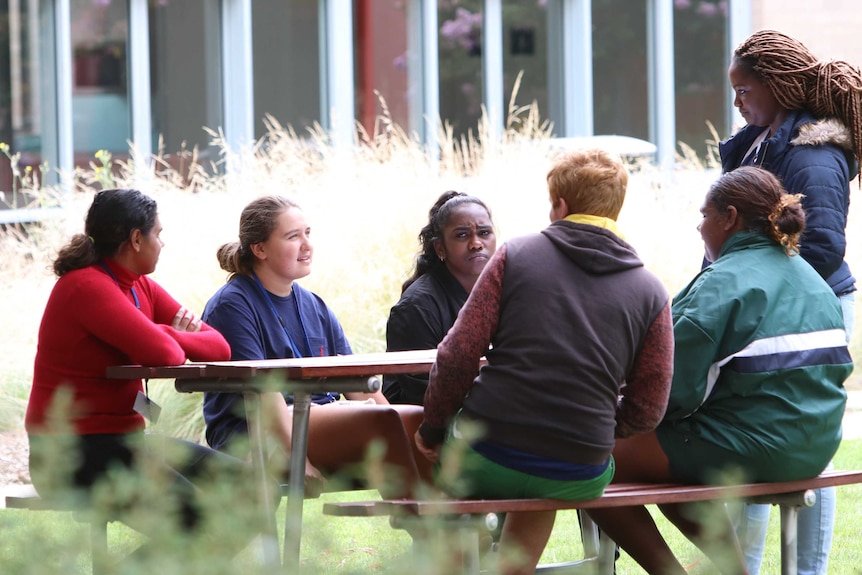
[383,191,496,405]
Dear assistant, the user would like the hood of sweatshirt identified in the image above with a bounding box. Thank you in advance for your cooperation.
[540,219,645,276]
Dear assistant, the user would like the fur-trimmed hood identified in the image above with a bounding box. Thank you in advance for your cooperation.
[718,110,856,296]
[792,117,854,152]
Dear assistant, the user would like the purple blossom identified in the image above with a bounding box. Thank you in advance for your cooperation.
[91,0,170,5]
[697,2,718,17]
[674,0,691,9]
[393,53,407,71]
[440,8,483,50]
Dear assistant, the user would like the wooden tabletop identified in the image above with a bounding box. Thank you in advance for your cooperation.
[106,349,439,380]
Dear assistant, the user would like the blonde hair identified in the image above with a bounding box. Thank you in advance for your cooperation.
[546,148,628,219]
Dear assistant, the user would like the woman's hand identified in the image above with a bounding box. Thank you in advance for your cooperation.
[414,429,441,463]
[172,307,202,332]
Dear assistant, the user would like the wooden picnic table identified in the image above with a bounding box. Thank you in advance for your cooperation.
[107,349,439,572]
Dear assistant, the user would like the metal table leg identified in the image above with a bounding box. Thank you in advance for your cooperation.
[283,391,312,570]
[780,504,799,575]
[774,489,816,575]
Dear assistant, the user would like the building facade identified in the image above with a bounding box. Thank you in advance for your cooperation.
[0,0,860,216]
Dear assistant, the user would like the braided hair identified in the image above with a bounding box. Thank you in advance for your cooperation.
[401,191,493,293]
[733,30,862,178]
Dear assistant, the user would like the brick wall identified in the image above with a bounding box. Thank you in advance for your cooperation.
[752,0,862,65]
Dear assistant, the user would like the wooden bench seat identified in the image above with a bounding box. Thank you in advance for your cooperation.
[323,469,862,575]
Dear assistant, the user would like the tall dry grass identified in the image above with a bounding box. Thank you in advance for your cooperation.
[1,101,860,438]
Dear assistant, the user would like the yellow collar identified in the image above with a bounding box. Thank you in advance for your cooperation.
[563,214,624,240]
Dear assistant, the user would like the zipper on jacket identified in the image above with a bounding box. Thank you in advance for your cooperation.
[754,141,769,167]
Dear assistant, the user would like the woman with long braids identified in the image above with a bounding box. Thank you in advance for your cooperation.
[721,30,860,574]
[383,191,496,405]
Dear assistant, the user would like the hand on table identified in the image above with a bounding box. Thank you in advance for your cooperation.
[172,307,202,332]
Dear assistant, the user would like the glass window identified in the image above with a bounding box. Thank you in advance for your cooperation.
[252,0,321,139]
[438,0,484,138]
[593,0,728,156]
[0,0,46,205]
[674,0,726,158]
[502,1,547,126]
[70,0,130,167]
[353,0,410,137]
[149,0,222,169]
[592,0,649,140]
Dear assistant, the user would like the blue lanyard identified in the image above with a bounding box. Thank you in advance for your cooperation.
[251,273,339,404]
[251,273,312,358]
[99,262,139,309]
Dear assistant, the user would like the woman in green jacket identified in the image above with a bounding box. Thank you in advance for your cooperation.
[589,167,852,575]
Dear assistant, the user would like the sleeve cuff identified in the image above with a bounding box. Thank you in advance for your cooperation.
[418,421,447,447]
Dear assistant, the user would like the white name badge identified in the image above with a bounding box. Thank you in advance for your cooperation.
[133,390,162,424]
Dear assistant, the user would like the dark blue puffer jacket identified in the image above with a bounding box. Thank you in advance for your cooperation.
[719,111,856,296]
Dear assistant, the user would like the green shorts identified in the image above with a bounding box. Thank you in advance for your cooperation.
[438,440,614,501]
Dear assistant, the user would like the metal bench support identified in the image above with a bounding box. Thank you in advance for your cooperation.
[6,493,110,575]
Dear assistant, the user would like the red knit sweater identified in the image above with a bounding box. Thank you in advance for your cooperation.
[25,258,230,435]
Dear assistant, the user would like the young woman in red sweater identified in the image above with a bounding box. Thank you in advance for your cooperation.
[26,188,258,546]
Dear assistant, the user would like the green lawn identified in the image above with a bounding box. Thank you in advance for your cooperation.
[3,439,861,574]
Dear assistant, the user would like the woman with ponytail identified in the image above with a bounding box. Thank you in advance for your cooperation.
[202,195,432,499]
[588,168,851,575]
[26,189,260,557]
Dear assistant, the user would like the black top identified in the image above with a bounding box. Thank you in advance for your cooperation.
[383,265,468,404]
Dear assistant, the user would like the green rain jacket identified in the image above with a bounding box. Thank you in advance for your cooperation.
[658,231,852,483]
